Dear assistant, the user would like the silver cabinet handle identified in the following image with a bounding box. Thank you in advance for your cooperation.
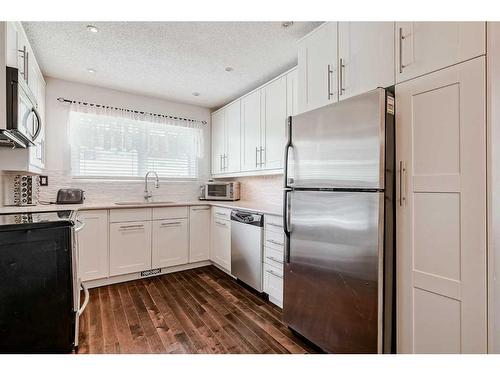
[215,212,228,217]
[119,224,144,231]
[266,269,283,279]
[339,58,345,96]
[399,27,406,74]
[399,160,407,207]
[220,154,223,171]
[78,282,90,316]
[260,147,265,167]
[160,221,182,227]
[223,154,228,170]
[327,64,334,100]
[266,256,284,264]
[192,207,210,211]
[267,239,284,246]
[215,220,227,227]
[267,222,283,228]
[255,146,259,168]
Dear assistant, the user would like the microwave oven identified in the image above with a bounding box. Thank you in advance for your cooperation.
[204,181,240,201]
[0,67,42,148]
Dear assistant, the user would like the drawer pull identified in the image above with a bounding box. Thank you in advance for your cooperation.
[266,256,283,264]
[266,269,283,279]
[192,207,210,211]
[119,224,145,231]
[215,220,227,227]
[267,239,284,246]
[267,223,283,228]
[161,221,182,227]
[215,212,228,216]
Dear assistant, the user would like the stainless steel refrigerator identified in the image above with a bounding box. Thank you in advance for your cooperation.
[283,88,395,354]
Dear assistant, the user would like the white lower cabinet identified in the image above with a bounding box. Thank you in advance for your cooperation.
[189,206,211,262]
[109,220,152,276]
[263,263,283,308]
[77,210,109,281]
[211,212,231,272]
[152,218,189,268]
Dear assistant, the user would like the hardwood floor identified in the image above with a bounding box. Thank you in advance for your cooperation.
[77,265,319,354]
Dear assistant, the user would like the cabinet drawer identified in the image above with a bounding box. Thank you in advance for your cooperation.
[264,229,285,250]
[264,246,284,269]
[263,263,283,307]
[152,206,188,220]
[212,206,231,221]
[109,208,152,223]
[265,214,283,233]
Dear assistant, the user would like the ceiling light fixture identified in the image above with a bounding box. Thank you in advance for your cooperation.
[86,25,99,33]
[87,68,96,74]
[224,67,234,72]
[192,92,200,97]
[281,22,294,28]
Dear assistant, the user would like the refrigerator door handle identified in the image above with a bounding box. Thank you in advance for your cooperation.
[283,188,292,263]
[284,116,293,188]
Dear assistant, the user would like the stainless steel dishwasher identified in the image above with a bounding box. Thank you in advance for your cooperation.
[230,210,264,292]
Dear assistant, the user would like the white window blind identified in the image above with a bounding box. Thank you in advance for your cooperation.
[69,104,203,179]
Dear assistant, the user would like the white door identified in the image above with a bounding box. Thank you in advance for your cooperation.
[225,100,241,173]
[396,57,486,353]
[396,22,485,83]
[189,206,211,262]
[77,210,109,281]
[262,75,287,170]
[211,110,225,175]
[109,221,152,276]
[338,22,395,100]
[152,218,189,268]
[211,216,231,272]
[286,68,298,117]
[298,22,338,113]
[241,90,262,171]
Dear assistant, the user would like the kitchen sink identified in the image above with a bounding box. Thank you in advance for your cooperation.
[114,201,174,205]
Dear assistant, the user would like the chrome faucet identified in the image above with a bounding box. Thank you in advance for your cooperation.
[144,171,160,201]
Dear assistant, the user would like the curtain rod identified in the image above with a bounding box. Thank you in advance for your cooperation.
[56,97,208,125]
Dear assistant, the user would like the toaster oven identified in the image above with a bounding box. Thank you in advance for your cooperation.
[204,181,240,201]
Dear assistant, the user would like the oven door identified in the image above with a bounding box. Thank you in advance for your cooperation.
[206,184,229,200]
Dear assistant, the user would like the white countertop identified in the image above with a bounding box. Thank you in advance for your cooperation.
[0,200,283,217]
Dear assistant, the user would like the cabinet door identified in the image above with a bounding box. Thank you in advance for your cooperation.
[262,75,287,170]
[211,216,231,272]
[338,22,395,100]
[189,206,211,262]
[225,100,241,173]
[286,69,298,117]
[77,210,109,281]
[241,90,262,171]
[109,221,152,276]
[152,218,189,268]
[396,57,486,353]
[211,110,226,175]
[5,22,19,68]
[297,22,338,113]
[396,22,485,83]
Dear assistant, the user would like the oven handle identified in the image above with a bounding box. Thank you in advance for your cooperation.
[78,282,90,316]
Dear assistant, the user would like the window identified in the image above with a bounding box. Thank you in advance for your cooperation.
[69,106,203,179]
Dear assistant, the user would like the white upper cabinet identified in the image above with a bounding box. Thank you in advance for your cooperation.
[338,22,395,100]
[396,22,485,83]
[298,22,338,113]
[225,101,241,173]
[262,75,287,170]
[241,90,262,171]
[211,110,225,175]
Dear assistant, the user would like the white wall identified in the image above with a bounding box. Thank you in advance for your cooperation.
[37,77,211,202]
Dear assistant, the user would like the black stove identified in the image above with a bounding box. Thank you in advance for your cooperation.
[0,210,76,231]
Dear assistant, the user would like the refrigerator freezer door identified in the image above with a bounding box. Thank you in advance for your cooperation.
[283,190,384,353]
[288,88,386,189]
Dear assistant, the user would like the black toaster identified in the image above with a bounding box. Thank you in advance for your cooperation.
[56,189,85,204]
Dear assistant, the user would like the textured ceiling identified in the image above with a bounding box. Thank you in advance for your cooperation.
[22,21,322,109]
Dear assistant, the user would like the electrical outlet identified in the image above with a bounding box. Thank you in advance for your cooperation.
[39,175,48,186]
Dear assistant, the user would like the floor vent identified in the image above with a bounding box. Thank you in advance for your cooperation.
[141,268,162,277]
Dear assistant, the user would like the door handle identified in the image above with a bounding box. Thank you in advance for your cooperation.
[327,64,334,100]
[267,239,284,246]
[77,282,90,316]
[339,58,345,96]
[260,147,265,167]
[267,223,283,229]
[192,207,210,211]
[215,220,227,227]
[399,161,407,206]
[160,221,182,227]
[284,116,294,188]
[255,147,260,168]
[266,256,284,264]
[266,269,283,279]
[399,27,406,74]
[283,188,292,264]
